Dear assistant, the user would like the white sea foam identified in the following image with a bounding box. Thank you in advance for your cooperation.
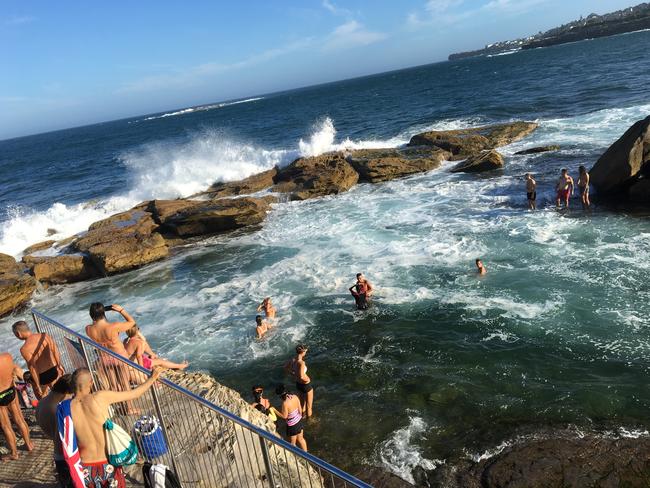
[141,97,264,121]
[379,416,444,484]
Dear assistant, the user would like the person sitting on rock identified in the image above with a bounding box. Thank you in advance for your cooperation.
[12,320,65,399]
[556,168,574,209]
[123,325,188,371]
[255,315,272,339]
[476,259,487,275]
[250,385,278,422]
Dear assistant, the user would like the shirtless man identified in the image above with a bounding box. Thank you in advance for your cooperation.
[36,375,74,487]
[255,315,271,339]
[13,320,64,399]
[0,352,33,460]
[62,367,162,488]
[525,173,537,210]
[577,165,590,209]
[476,259,487,275]
[257,297,277,319]
[85,303,135,405]
[556,168,574,209]
[350,272,374,310]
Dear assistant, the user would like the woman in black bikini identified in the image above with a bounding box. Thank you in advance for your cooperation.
[284,345,313,418]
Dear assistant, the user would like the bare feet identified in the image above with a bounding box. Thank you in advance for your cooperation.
[1,453,19,461]
[25,441,34,452]
[179,361,189,370]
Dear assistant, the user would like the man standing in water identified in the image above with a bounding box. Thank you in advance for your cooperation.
[0,352,33,460]
[577,165,590,210]
[350,273,374,310]
[13,320,65,399]
[555,168,574,209]
[525,173,537,210]
[60,366,163,487]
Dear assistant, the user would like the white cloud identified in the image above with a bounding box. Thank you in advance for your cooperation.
[425,0,463,13]
[4,15,35,26]
[483,0,547,13]
[322,0,353,18]
[322,20,387,52]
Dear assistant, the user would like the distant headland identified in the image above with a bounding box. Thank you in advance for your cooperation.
[448,2,650,60]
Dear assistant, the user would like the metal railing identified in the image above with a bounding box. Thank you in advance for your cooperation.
[31,309,372,488]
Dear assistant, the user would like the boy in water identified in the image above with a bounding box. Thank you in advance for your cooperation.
[555,168,574,209]
[525,173,537,210]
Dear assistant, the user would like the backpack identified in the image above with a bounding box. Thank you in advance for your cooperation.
[142,462,183,488]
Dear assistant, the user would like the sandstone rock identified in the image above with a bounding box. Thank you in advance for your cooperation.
[22,240,56,256]
[26,254,100,284]
[0,253,37,318]
[591,115,650,194]
[200,167,278,199]
[160,196,276,238]
[514,145,561,155]
[274,153,359,200]
[74,209,168,275]
[148,199,202,224]
[408,122,538,157]
[347,147,451,182]
[451,150,504,173]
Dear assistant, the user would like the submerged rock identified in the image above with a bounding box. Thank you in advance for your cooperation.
[0,253,37,318]
[430,429,650,488]
[590,115,650,196]
[274,153,359,200]
[514,145,560,155]
[450,150,504,173]
[159,196,276,238]
[347,147,451,182]
[74,209,168,275]
[408,122,538,157]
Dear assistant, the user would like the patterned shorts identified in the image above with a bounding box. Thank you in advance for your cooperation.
[82,461,125,488]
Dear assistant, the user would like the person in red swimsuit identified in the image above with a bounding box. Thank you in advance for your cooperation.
[555,168,574,209]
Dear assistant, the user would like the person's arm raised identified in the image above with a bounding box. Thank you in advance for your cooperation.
[96,366,164,405]
[110,304,137,333]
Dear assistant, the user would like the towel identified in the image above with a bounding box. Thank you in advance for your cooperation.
[56,399,86,488]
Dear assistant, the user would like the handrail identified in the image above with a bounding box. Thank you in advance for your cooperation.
[31,309,372,487]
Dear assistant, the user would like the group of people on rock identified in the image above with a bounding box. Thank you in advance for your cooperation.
[525,166,591,211]
[0,303,189,487]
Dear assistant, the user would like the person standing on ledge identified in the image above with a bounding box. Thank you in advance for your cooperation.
[555,168,574,209]
[0,352,33,460]
[285,345,313,418]
[525,173,537,210]
[12,320,65,399]
[476,259,487,275]
[577,165,590,210]
[275,385,308,451]
[36,375,74,487]
[60,366,163,488]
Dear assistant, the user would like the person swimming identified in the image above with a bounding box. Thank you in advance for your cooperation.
[476,259,487,275]
[257,297,277,319]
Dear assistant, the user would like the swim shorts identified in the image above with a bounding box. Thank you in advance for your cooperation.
[39,366,59,386]
[286,419,303,437]
[82,461,125,488]
[296,382,313,394]
[0,386,16,407]
[527,191,536,201]
[557,189,570,201]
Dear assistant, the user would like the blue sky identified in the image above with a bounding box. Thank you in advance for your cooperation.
[0,0,639,139]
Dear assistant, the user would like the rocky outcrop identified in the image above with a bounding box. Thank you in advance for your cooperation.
[22,240,55,256]
[23,254,99,284]
[451,150,504,173]
[158,196,276,238]
[408,122,538,157]
[73,209,168,275]
[0,253,37,318]
[273,153,359,200]
[514,145,560,155]
[347,147,451,182]
[590,115,650,196]
[429,429,650,488]
[200,167,278,199]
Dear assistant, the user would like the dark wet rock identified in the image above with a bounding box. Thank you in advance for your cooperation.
[24,254,100,284]
[273,153,359,200]
[408,122,538,157]
[22,240,56,256]
[628,178,650,203]
[514,145,561,155]
[430,430,650,488]
[200,167,278,199]
[74,208,168,275]
[347,147,451,182]
[0,253,37,318]
[591,115,650,195]
[450,150,504,173]
[159,196,276,238]
[355,466,413,487]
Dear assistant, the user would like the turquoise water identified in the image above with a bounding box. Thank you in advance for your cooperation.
[2,31,650,482]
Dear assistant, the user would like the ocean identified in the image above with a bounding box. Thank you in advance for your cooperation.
[2,30,650,483]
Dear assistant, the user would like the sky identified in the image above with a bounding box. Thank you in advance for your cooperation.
[0,0,640,139]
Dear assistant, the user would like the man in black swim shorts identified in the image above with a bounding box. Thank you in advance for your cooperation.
[525,173,537,210]
[0,352,33,460]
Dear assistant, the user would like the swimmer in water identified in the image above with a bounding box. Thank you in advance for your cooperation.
[257,297,277,319]
[476,259,487,275]
[255,315,271,339]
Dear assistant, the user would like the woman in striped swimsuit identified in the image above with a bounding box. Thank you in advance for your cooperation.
[275,385,307,451]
